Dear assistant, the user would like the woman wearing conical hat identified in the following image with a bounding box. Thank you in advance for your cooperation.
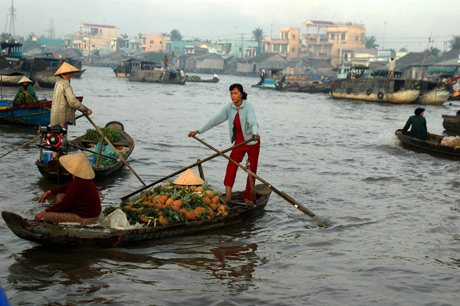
[12,76,38,106]
[34,153,101,225]
[50,62,92,128]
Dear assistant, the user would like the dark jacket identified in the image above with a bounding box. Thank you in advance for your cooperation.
[403,115,427,140]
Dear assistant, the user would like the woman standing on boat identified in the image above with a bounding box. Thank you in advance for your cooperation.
[34,153,101,225]
[188,84,260,203]
[50,62,92,128]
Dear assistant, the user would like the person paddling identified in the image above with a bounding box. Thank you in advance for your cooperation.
[396,107,428,140]
[188,84,260,203]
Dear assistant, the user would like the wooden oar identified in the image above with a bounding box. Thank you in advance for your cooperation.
[192,135,329,228]
[0,136,40,159]
[84,113,146,186]
[121,137,255,200]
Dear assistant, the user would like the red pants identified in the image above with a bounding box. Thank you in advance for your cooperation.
[224,142,260,200]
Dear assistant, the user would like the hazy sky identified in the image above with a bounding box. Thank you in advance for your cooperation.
[1,0,459,52]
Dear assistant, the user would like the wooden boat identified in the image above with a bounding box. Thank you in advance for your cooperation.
[330,77,420,104]
[1,184,272,248]
[35,121,134,181]
[276,81,329,93]
[186,75,219,83]
[129,69,186,85]
[414,88,450,105]
[113,59,160,78]
[442,115,460,133]
[0,99,52,126]
[396,131,460,160]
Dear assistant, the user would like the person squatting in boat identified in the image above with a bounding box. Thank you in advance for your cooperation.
[34,153,101,225]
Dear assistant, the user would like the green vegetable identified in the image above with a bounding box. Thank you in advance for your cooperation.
[83,127,120,144]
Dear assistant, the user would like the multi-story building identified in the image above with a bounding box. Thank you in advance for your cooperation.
[73,23,118,56]
[140,35,170,52]
[303,20,366,67]
[262,27,301,58]
[216,40,259,58]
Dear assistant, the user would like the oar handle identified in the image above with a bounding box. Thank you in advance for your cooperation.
[84,113,146,186]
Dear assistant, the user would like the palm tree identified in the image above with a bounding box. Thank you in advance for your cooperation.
[252,28,264,47]
[365,36,379,49]
[170,29,183,41]
[449,35,460,50]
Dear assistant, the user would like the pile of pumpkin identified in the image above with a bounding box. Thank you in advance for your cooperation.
[103,181,229,227]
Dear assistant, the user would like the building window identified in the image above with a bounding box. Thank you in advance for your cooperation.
[175,46,180,51]
[341,33,346,41]
[292,47,295,53]
[292,34,296,39]
[361,33,365,42]
[150,40,153,44]
[355,36,359,41]
[330,33,335,40]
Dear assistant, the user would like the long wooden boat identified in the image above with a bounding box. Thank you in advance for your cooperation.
[186,75,219,83]
[0,99,52,126]
[396,132,460,160]
[276,81,329,93]
[129,70,186,85]
[442,115,460,133]
[35,121,134,181]
[1,185,272,248]
[414,89,450,105]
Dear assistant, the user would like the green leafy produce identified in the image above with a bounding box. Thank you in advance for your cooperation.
[83,127,120,144]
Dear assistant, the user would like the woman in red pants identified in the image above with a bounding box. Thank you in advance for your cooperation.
[189,83,260,203]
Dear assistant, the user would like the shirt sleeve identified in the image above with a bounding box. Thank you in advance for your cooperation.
[64,84,88,112]
[402,117,412,132]
[246,103,259,135]
[46,181,76,213]
[198,104,230,134]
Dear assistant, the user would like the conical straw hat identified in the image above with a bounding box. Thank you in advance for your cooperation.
[173,168,204,185]
[54,62,80,76]
[18,76,32,84]
[59,153,95,180]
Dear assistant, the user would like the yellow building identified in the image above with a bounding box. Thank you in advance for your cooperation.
[73,23,119,56]
[140,35,171,52]
[262,27,301,58]
[303,20,366,67]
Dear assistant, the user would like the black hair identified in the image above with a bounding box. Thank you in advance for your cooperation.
[229,83,248,100]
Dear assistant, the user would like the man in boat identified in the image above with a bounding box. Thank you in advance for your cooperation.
[50,62,92,128]
[188,83,260,204]
[163,55,169,68]
[396,107,427,140]
[11,76,38,106]
[34,153,101,225]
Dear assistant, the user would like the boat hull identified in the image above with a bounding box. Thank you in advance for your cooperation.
[330,89,420,104]
[129,70,186,85]
[415,89,450,105]
[442,115,460,133]
[0,100,52,126]
[35,122,135,181]
[2,186,272,248]
[396,132,460,160]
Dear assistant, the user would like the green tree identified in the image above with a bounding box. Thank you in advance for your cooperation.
[170,29,183,41]
[399,47,408,52]
[252,28,264,47]
[449,35,460,50]
[365,36,379,49]
[425,46,441,57]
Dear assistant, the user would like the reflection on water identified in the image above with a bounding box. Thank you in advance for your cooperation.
[1,67,460,305]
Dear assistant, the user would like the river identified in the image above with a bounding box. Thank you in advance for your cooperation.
[0,66,459,305]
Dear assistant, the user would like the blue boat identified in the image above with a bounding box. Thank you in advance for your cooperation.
[251,68,283,90]
[0,100,52,126]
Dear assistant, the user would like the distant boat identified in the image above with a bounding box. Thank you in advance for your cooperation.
[329,65,420,104]
[442,114,460,133]
[113,59,160,78]
[186,75,219,83]
[129,69,186,85]
[0,39,84,88]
